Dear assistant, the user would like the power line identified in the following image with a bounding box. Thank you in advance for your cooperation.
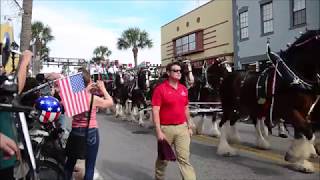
[12,0,23,11]
[1,0,23,20]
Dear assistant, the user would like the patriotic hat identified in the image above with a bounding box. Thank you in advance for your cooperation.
[35,96,62,124]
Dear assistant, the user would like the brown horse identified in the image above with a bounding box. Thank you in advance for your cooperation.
[188,59,232,136]
[217,30,320,173]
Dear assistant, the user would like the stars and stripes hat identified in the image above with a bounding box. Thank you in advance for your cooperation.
[35,96,62,124]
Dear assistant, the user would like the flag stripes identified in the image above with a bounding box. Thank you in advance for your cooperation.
[58,73,89,117]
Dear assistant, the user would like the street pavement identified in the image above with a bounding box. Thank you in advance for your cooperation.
[93,113,319,180]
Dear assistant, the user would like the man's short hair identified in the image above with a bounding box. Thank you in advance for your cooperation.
[166,61,181,72]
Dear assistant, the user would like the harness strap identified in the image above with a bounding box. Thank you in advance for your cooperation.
[269,62,278,128]
[306,95,320,120]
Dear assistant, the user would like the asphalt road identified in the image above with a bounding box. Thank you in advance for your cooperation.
[93,113,320,180]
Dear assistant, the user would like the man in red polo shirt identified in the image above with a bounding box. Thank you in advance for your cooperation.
[152,61,196,180]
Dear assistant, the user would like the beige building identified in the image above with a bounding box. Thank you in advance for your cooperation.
[0,22,20,73]
[161,0,234,68]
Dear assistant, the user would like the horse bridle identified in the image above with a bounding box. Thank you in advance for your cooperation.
[201,61,214,90]
[267,44,315,91]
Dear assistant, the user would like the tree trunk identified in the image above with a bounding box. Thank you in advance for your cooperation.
[20,0,33,51]
[132,47,138,67]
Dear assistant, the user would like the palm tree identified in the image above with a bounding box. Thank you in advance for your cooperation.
[32,21,54,59]
[20,0,33,51]
[93,45,112,63]
[117,27,153,67]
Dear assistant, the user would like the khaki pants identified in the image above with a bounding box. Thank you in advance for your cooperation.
[155,123,196,180]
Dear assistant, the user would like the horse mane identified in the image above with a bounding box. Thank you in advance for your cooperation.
[280,29,320,61]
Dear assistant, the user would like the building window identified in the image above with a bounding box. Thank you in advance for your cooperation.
[261,2,273,34]
[239,11,248,39]
[176,26,179,32]
[197,17,200,23]
[186,21,189,27]
[174,31,202,56]
[292,0,306,26]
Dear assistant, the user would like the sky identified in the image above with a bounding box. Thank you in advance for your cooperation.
[1,0,210,73]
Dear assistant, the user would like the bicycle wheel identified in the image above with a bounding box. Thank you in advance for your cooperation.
[37,160,64,180]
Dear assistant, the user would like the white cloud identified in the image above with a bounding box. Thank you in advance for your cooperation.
[32,3,161,74]
[3,0,208,74]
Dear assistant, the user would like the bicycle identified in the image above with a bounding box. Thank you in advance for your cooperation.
[0,46,65,179]
[29,122,66,180]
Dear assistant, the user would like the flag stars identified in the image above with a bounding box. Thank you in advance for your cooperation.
[47,107,52,112]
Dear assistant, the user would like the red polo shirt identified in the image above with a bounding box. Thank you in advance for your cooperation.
[152,80,188,125]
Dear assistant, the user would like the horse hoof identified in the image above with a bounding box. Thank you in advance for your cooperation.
[314,143,320,156]
[310,153,318,159]
[256,139,270,150]
[285,152,298,162]
[138,122,144,127]
[223,152,236,157]
[289,161,315,173]
[217,148,237,156]
[211,130,221,138]
[279,133,288,138]
[212,133,220,138]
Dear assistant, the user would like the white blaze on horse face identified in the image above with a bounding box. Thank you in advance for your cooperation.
[119,72,124,84]
[225,63,232,72]
[186,62,194,85]
[145,71,150,88]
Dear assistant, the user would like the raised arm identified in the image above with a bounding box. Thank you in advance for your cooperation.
[91,80,113,108]
[18,50,33,94]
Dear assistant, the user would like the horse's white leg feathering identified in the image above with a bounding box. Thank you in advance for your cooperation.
[255,119,270,149]
[212,118,221,138]
[138,105,145,126]
[217,121,237,156]
[228,121,240,144]
[131,106,139,122]
[285,135,316,173]
[260,118,269,138]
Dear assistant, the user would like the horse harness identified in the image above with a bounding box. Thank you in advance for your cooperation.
[256,67,275,105]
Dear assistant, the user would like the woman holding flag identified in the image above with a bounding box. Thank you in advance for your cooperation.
[61,68,113,180]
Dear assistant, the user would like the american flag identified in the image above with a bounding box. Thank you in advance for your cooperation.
[57,73,89,117]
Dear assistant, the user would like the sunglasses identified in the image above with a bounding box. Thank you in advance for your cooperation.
[170,69,181,73]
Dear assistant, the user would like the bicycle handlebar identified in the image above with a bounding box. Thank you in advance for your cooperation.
[21,80,53,98]
[0,98,34,112]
